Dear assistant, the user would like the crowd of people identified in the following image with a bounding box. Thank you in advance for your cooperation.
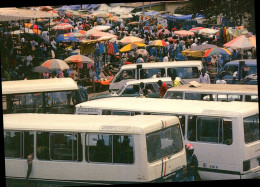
[0,6,256,89]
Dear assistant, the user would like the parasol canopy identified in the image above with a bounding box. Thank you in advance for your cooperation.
[31,66,51,73]
[135,49,149,58]
[92,25,111,31]
[52,23,74,30]
[119,36,145,44]
[127,21,140,25]
[149,40,168,47]
[30,24,42,30]
[191,44,218,51]
[181,49,204,58]
[91,11,112,18]
[56,34,79,42]
[91,31,117,39]
[189,27,205,33]
[174,30,195,37]
[41,59,70,71]
[119,42,146,52]
[224,35,256,50]
[68,30,87,38]
[157,29,170,36]
[64,55,94,64]
[198,28,219,36]
[203,47,232,57]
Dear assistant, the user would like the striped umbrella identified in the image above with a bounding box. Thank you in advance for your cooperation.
[69,30,87,37]
[203,47,232,57]
[41,59,70,71]
[64,55,94,64]
[52,23,74,30]
[119,42,146,52]
[149,40,168,47]
[224,35,256,49]
[119,36,145,44]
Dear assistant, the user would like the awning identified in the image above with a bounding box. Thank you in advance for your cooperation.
[0,7,58,21]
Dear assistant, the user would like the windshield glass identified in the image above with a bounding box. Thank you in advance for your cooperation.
[146,124,183,162]
[163,91,183,99]
[244,114,259,144]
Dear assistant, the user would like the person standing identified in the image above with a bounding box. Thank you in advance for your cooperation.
[199,69,211,84]
[185,143,199,181]
[216,73,227,84]
[158,80,168,98]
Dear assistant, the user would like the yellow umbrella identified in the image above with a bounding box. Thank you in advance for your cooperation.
[119,42,146,52]
[181,49,204,58]
[24,23,32,28]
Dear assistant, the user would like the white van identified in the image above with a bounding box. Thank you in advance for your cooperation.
[109,61,203,92]
[163,83,258,102]
[76,97,260,180]
[90,77,176,101]
[2,78,88,114]
[4,114,186,186]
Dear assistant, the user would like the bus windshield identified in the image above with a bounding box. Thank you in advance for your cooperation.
[244,114,260,144]
[146,125,183,162]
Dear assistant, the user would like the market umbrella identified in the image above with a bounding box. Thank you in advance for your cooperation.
[91,31,117,39]
[224,35,255,49]
[198,28,219,36]
[191,44,218,51]
[189,27,205,33]
[41,59,70,71]
[119,42,146,52]
[127,21,140,25]
[68,30,87,38]
[157,29,170,36]
[84,29,100,37]
[149,40,168,47]
[174,30,195,37]
[203,47,232,57]
[119,36,145,44]
[58,18,69,23]
[106,16,123,22]
[31,66,51,73]
[181,49,204,58]
[64,55,94,64]
[92,25,111,31]
[56,34,79,42]
[135,49,149,58]
[24,23,32,28]
[52,23,74,30]
[91,11,112,18]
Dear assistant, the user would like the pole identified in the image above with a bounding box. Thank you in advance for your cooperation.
[142,2,144,14]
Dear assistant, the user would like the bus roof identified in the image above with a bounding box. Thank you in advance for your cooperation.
[225,59,257,66]
[120,61,203,70]
[3,114,179,134]
[125,77,172,85]
[166,83,258,95]
[2,78,78,95]
[76,97,258,117]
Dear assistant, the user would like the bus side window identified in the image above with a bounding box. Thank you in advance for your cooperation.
[223,120,233,145]
[4,131,22,158]
[102,110,112,115]
[37,132,50,160]
[187,116,197,141]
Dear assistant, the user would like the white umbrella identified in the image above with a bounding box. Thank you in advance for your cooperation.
[84,29,100,36]
[228,35,254,50]
[198,28,219,36]
[92,25,111,31]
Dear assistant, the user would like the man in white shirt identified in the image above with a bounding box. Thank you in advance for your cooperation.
[199,69,211,84]
[163,55,169,62]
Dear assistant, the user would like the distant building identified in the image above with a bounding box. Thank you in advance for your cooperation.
[121,0,188,14]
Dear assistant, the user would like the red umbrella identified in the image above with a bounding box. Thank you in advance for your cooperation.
[174,30,195,37]
[64,55,94,64]
[41,59,70,71]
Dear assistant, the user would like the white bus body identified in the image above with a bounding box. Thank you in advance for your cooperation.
[164,84,258,102]
[76,97,260,180]
[4,114,186,186]
[109,61,202,92]
[2,78,88,114]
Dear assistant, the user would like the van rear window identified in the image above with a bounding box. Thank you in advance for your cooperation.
[244,114,260,144]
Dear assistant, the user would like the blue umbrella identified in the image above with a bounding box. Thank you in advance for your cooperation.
[56,34,79,43]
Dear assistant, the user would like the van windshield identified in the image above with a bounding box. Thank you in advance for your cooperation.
[146,124,183,162]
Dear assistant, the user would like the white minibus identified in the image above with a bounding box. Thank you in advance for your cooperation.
[76,97,260,180]
[164,83,258,102]
[109,61,202,92]
[4,114,186,186]
[90,77,176,101]
[2,78,88,114]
